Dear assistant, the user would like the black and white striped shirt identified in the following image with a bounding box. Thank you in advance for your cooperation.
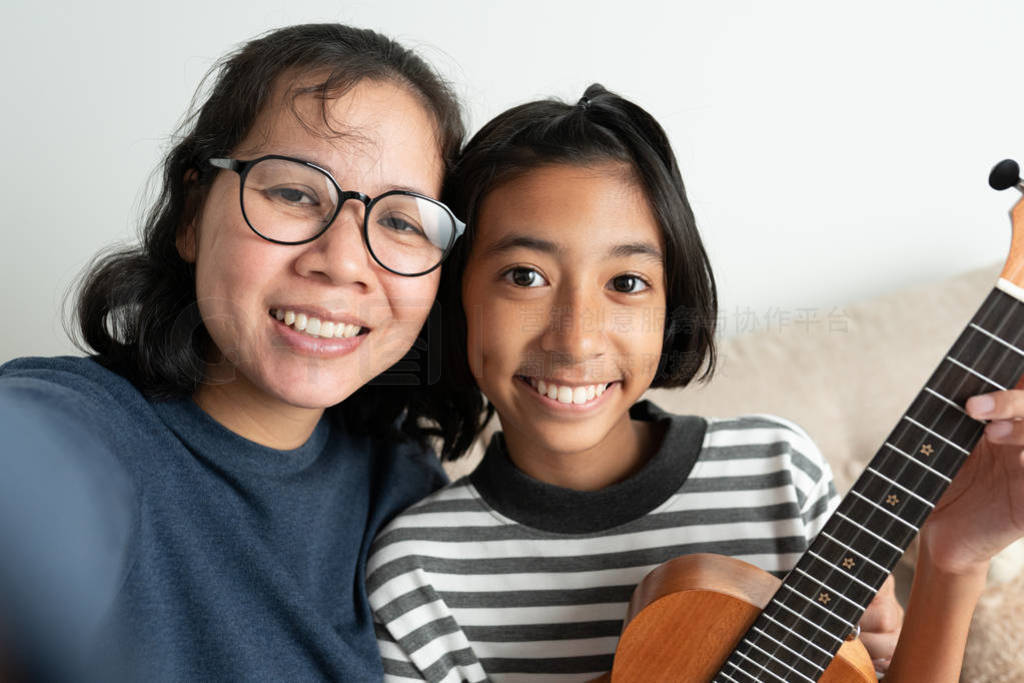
[368,402,839,682]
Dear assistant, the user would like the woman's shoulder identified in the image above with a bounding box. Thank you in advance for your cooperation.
[1,355,143,404]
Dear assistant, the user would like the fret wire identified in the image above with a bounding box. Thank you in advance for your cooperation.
[883,442,953,481]
[761,609,841,655]
[748,628,825,678]
[902,416,972,455]
[724,655,770,683]
[732,649,790,683]
[944,355,1008,390]
[864,467,935,508]
[770,602,839,643]
[724,659,764,683]
[834,512,905,553]
[820,530,891,573]
[969,321,1024,357]
[923,386,968,415]
[792,567,867,611]
[739,637,819,682]
[718,670,742,683]
[848,490,919,532]
[807,549,878,593]
[780,584,857,628]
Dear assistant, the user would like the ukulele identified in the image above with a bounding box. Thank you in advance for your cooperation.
[595,160,1024,682]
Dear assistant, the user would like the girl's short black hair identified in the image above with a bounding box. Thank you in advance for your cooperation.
[72,23,465,445]
[432,83,718,460]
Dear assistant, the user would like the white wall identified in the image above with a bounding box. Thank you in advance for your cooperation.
[3,0,1022,361]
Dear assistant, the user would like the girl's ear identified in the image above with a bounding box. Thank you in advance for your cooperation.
[176,169,200,263]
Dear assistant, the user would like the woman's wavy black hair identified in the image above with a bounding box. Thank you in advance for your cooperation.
[432,83,718,460]
[72,23,465,444]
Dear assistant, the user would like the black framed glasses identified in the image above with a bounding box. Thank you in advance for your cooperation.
[208,155,465,276]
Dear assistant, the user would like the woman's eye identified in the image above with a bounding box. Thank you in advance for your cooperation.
[610,274,649,293]
[503,267,547,288]
[267,185,318,205]
[378,214,426,237]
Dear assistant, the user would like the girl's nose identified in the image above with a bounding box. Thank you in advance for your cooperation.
[539,288,609,362]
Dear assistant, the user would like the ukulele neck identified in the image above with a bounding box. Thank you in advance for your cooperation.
[715,282,1024,683]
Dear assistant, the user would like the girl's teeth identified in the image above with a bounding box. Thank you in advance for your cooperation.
[528,378,609,405]
[295,313,308,331]
[320,321,335,337]
[284,311,295,325]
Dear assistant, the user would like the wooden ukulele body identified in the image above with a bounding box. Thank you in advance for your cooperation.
[593,554,875,682]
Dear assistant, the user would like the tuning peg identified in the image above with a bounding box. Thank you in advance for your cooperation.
[989,159,1024,193]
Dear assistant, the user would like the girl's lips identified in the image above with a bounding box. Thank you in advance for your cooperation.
[271,315,367,357]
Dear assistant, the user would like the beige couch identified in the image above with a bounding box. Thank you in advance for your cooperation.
[446,263,1024,681]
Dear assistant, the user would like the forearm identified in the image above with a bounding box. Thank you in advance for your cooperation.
[884,538,989,682]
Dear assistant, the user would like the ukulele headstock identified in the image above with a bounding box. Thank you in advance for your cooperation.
[990,159,1024,294]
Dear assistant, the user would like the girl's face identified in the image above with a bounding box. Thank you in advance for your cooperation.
[462,163,667,463]
[180,79,444,419]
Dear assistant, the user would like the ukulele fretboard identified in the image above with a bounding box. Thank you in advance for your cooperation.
[714,284,1024,683]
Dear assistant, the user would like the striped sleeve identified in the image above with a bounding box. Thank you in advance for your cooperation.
[368,485,490,683]
[752,414,840,540]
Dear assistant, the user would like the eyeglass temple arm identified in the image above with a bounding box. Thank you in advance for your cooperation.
[453,217,467,239]
[209,158,240,171]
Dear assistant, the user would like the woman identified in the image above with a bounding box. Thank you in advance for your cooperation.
[0,23,465,681]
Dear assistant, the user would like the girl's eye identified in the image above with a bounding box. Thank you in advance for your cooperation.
[502,266,547,288]
[610,274,650,293]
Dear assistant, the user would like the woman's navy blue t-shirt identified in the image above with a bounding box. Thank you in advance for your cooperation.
[0,356,446,681]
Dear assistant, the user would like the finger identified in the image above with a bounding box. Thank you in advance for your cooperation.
[858,576,902,633]
[980,417,1024,443]
[966,387,1024,421]
[858,629,899,666]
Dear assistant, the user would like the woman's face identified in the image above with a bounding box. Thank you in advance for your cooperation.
[181,79,445,414]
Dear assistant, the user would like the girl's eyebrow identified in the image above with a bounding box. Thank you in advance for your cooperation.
[483,235,663,263]
[609,241,663,262]
[483,235,561,256]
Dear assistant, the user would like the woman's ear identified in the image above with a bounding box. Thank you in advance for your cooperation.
[177,169,200,263]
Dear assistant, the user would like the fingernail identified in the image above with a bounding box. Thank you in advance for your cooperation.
[967,394,995,417]
[988,420,1012,438]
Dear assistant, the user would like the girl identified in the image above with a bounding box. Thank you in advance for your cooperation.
[367,85,1024,681]
[0,23,466,681]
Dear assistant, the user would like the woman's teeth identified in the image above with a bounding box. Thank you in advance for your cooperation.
[528,378,608,405]
[272,309,363,339]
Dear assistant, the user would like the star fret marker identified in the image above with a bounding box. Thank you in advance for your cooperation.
[818,592,831,604]
[886,494,900,506]
[920,443,934,457]
[842,557,856,570]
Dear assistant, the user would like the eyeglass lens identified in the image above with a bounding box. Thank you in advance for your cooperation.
[241,157,455,274]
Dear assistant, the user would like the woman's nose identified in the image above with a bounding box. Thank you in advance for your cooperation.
[293,201,374,287]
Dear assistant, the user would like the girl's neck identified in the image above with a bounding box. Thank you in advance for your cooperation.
[501,414,660,491]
